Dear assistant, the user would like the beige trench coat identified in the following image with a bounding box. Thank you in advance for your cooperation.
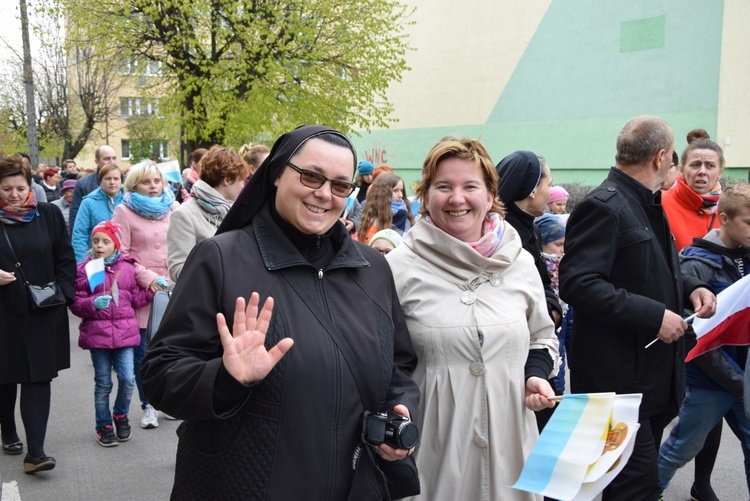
[387,219,559,501]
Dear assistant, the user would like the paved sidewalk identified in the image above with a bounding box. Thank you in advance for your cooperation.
[1,315,747,500]
[1,315,177,500]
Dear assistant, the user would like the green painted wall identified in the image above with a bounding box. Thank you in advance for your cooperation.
[353,0,732,191]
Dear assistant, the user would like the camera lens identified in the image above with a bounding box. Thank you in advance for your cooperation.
[396,421,419,449]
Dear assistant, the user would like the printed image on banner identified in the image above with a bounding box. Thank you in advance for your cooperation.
[512,392,642,501]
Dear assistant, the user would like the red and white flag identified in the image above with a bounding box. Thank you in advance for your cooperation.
[686,274,750,362]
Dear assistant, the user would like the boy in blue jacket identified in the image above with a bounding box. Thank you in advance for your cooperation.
[658,182,750,498]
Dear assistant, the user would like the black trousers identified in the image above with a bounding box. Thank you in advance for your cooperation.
[602,411,669,501]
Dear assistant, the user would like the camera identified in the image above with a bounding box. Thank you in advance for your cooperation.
[362,410,419,450]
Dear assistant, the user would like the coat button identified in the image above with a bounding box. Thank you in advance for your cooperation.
[490,274,501,286]
[470,362,485,376]
[155,243,161,249]
[473,434,489,448]
[607,186,616,192]
[698,210,704,215]
[461,291,476,305]
[154,231,160,236]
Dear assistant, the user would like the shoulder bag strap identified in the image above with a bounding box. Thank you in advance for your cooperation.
[1,223,30,285]
[279,269,377,409]
[280,269,394,501]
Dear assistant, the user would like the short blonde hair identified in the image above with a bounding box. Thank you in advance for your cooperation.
[719,182,750,219]
[122,161,163,192]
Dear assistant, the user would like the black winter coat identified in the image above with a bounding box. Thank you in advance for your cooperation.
[504,202,563,322]
[141,206,420,500]
[0,203,76,384]
[559,168,704,417]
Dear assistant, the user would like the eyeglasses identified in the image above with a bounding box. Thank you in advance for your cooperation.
[286,161,356,198]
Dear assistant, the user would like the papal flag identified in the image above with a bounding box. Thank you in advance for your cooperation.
[85,257,105,293]
[686,274,750,363]
[157,160,182,183]
[512,393,641,501]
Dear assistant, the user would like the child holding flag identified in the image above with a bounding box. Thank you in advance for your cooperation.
[658,182,750,498]
[70,221,167,447]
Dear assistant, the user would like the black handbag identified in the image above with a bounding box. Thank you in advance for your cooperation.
[281,271,420,500]
[146,289,171,343]
[2,224,66,309]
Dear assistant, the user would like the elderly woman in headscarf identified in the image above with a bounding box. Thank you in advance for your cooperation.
[141,125,420,500]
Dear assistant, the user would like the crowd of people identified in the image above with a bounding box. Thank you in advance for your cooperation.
[0,115,748,501]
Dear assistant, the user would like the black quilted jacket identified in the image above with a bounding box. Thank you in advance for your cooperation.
[142,206,420,500]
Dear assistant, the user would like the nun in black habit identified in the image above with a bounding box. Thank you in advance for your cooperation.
[142,125,419,500]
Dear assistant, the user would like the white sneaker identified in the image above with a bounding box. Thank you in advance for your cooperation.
[140,404,159,429]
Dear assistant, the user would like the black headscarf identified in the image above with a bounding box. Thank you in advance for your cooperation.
[495,151,542,204]
[217,125,356,235]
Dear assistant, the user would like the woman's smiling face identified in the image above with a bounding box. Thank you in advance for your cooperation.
[424,157,493,242]
[273,138,354,235]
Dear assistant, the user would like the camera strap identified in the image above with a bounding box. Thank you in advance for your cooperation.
[279,270,378,409]
[280,269,396,500]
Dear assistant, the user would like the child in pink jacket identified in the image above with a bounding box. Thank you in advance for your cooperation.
[70,221,165,447]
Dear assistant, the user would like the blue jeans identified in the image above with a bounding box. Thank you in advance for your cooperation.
[90,348,135,429]
[658,385,750,489]
[133,328,149,409]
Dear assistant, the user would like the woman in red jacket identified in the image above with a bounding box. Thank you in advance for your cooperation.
[662,139,724,252]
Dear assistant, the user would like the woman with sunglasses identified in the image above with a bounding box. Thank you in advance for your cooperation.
[142,125,420,500]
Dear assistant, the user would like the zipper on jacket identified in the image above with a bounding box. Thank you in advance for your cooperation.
[318,269,323,279]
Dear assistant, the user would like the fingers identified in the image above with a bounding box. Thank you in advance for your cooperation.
[267,337,294,365]
[378,443,410,461]
[393,404,411,421]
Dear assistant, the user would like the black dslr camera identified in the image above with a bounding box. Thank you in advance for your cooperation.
[362,410,419,450]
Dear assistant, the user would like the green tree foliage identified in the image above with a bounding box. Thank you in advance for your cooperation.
[64,0,413,157]
[0,4,123,161]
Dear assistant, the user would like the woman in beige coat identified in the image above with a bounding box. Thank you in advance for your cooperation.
[386,137,559,501]
[167,146,248,282]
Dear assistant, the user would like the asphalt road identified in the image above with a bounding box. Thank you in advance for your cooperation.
[1,315,747,500]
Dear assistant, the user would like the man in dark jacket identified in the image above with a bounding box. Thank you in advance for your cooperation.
[68,145,117,233]
[559,115,716,501]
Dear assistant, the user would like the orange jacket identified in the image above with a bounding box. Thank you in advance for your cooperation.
[662,176,720,252]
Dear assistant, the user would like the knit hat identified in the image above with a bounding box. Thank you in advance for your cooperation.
[535,214,565,245]
[91,220,123,249]
[368,228,403,248]
[358,160,374,176]
[548,186,569,203]
[61,179,77,192]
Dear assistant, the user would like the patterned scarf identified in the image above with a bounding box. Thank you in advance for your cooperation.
[426,212,505,258]
[123,189,175,221]
[0,190,39,224]
[191,179,233,222]
[701,181,722,213]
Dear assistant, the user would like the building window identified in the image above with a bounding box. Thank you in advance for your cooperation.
[121,140,131,160]
[120,97,160,118]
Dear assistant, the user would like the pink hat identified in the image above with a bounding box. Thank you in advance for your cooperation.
[548,186,569,203]
[61,179,77,192]
[91,220,123,249]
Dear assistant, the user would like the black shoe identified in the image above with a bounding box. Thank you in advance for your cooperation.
[691,483,719,501]
[23,453,56,474]
[113,414,131,442]
[96,425,119,447]
[2,440,23,455]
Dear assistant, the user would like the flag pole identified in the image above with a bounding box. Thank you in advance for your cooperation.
[644,313,697,349]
